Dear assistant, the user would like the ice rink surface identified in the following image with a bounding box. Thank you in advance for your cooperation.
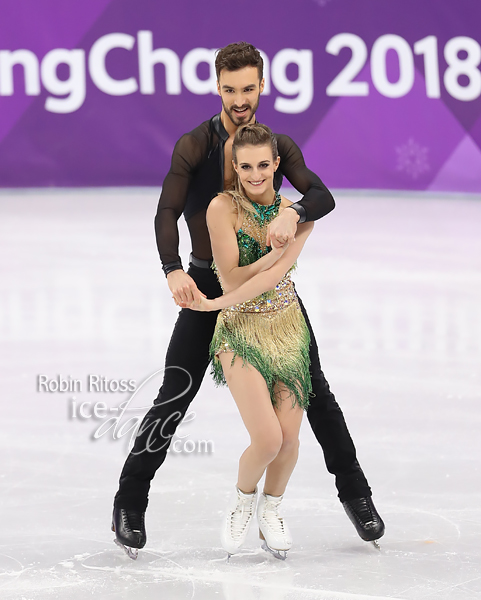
[1,188,480,599]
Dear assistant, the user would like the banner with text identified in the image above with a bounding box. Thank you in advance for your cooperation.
[1,0,480,192]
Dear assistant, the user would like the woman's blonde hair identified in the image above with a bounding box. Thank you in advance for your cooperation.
[225,123,278,216]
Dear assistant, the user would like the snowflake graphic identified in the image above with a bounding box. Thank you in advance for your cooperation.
[395,138,430,180]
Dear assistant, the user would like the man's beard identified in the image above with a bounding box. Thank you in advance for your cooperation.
[222,94,260,127]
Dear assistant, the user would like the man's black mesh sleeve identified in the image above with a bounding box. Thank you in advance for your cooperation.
[154,134,204,272]
[277,134,335,222]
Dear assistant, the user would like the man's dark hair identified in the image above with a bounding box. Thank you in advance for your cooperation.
[215,42,264,81]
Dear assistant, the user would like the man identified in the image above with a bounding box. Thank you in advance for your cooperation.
[112,42,384,557]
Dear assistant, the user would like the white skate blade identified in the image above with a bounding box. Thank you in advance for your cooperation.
[114,538,139,560]
[261,540,288,561]
[371,539,381,551]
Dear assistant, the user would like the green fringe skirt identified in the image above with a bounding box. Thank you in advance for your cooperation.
[209,301,312,409]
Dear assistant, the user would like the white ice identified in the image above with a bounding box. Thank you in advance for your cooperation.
[1,188,480,600]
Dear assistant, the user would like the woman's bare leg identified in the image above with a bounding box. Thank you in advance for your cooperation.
[218,353,283,494]
[264,386,304,497]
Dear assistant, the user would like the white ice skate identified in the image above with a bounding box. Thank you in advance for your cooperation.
[257,492,292,560]
[221,486,258,558]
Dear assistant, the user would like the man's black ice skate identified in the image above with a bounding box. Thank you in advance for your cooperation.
[112,507,146,560]
[342,497,385,549]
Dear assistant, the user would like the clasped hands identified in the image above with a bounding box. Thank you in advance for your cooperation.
[167,269,210,311]
[266,205,298,249]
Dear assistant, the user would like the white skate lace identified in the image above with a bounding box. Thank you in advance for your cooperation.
[261,498,286,534]
[229,496,255,540]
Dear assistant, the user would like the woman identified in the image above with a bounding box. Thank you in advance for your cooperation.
[178,124,314,559]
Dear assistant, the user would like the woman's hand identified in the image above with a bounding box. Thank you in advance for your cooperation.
[269,241,290,261]
[175,294,217,312]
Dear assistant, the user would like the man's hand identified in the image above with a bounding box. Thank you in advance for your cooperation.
[266,206,299,249]
[167,270,205,305]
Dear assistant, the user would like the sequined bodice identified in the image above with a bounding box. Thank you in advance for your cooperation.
[236,193,281,267]
[218,192,297,314]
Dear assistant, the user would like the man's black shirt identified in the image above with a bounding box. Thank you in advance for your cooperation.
[155,113,335,270]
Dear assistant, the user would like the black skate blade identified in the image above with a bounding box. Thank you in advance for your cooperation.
[114,538,139,560]
[261,541,288,561]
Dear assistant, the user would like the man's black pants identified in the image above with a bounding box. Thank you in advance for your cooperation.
[114,263,371,511]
